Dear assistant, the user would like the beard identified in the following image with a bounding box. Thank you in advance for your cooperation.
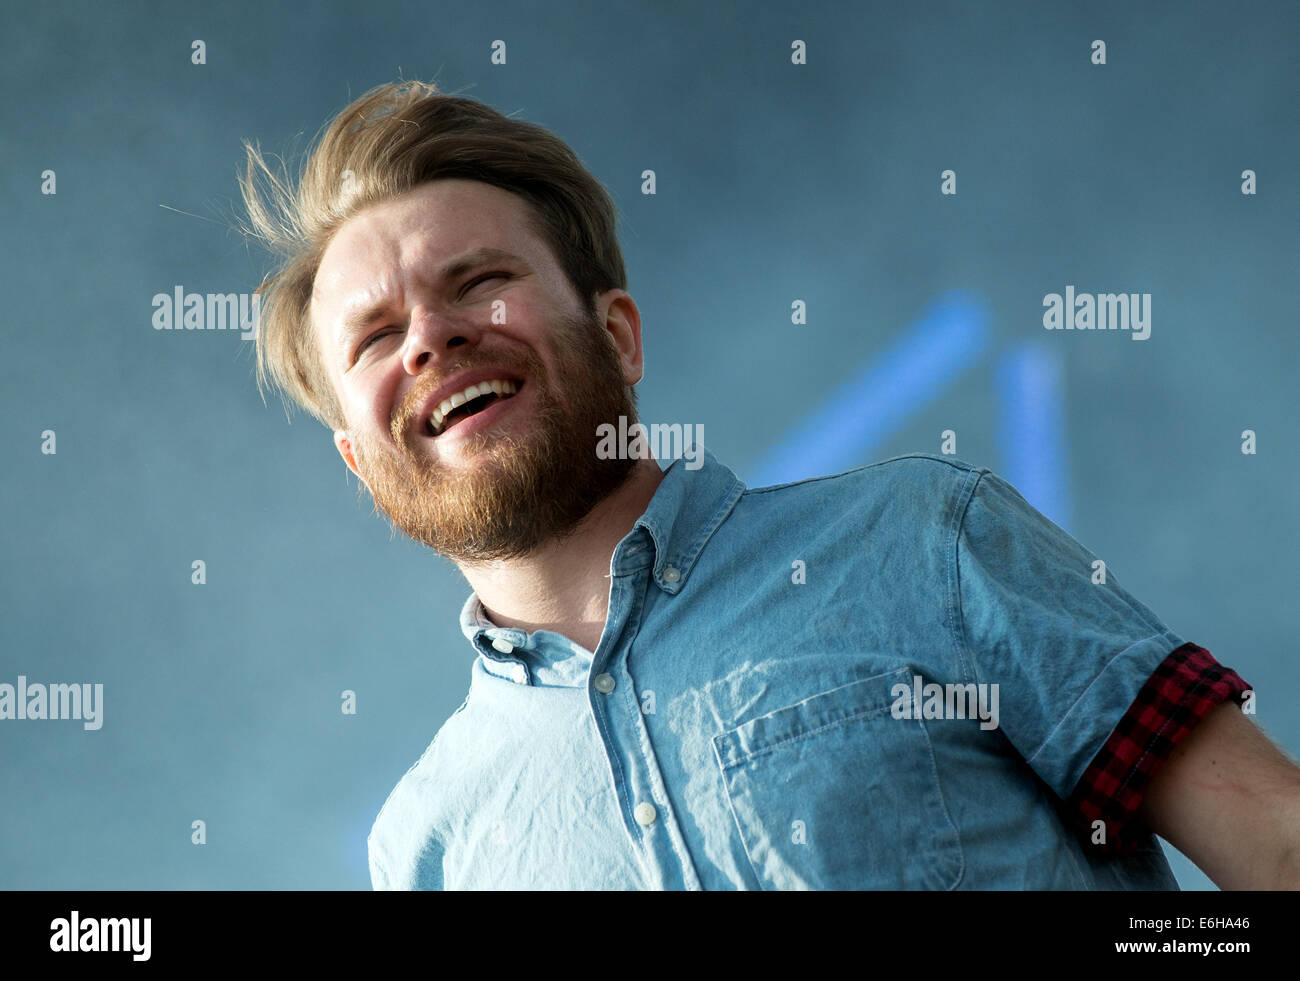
[348,305,640,563]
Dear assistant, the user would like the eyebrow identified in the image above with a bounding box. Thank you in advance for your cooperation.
[338,247,527,340]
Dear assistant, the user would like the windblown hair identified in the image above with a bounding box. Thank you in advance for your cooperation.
[238,80,627,431]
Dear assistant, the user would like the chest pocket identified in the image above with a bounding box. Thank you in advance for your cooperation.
[712,666,964,890]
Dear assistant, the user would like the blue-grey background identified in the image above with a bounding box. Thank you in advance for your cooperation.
[2,0,1296,890]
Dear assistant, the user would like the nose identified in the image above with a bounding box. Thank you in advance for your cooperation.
[399,306,484,376]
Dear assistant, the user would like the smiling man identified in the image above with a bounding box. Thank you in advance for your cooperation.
[315,180,663,657]
[240,80,1300,891]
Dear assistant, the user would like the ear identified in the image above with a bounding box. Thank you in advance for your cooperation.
[599,290,644,387]
[334,430,371,491]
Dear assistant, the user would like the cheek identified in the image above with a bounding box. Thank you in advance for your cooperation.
[349,425,391,471]
[497,295,552,338]
[346,372,403,433]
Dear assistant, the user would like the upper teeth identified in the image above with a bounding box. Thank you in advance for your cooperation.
[430,379,518,433]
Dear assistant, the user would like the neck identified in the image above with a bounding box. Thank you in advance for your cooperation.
[456,457,665,653]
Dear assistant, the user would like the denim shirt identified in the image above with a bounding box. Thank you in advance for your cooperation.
[367,449,1184,889]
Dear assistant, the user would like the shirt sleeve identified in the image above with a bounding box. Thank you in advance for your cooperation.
[1065,642,1252,854]
[953,470,1188,810]
[368,824,446,890]
[368,831,394,890]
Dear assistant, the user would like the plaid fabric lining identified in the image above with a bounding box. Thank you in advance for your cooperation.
[1066,643,1251,855]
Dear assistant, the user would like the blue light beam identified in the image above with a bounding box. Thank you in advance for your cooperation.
[995,341,1072,532]
[748,289,990,487]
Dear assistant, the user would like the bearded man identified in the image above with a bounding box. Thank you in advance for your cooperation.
[240,80,1300,891]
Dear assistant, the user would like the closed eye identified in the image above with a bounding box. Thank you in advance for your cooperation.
[461,271,509,298]
[358,328,398,353]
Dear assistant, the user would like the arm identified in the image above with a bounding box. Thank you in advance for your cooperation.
[1138,699,1300,890]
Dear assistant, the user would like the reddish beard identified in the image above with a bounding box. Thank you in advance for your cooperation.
[349,307,639,562]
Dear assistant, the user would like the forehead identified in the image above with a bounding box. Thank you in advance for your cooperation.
[310,179,544,338]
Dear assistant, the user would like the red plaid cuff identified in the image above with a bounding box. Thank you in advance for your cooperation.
[1066,642,1251,855]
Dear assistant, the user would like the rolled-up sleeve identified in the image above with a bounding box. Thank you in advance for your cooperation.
[1065,642,1252,853]
[952,471,1187,812]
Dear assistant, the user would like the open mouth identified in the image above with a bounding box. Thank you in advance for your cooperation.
[425,378,523,438]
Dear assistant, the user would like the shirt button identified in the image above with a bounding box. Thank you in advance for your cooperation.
[593,673,616,694]
[633,802,657,826]
[662,565,680,584]
[491,637,515,654]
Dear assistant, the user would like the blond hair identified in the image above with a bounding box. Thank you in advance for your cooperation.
[238,80,627,430]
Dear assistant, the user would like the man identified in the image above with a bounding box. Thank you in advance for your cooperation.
[240,80,1300,890]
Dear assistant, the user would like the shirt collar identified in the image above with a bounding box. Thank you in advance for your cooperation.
[626,446,746,594]
[458,447,747,653]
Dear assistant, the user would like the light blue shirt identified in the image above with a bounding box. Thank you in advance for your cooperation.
[367,449,1184,889]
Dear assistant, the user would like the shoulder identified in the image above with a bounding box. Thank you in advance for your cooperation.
[740,453,988,519]
[747,452,986,494]
[367,695,471,845]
